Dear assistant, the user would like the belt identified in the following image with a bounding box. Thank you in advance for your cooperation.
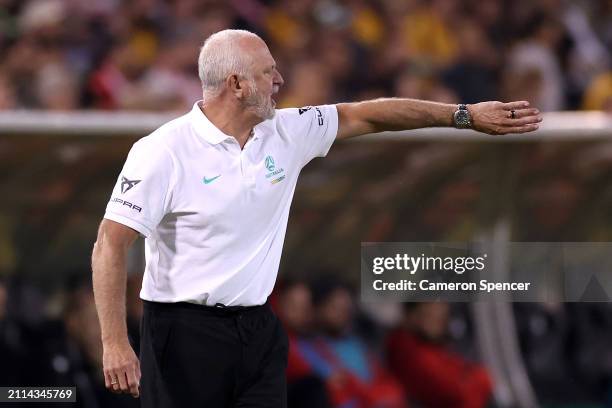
[143,299,268,316]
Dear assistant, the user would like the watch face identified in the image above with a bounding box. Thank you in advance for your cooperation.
[454,110,471,127]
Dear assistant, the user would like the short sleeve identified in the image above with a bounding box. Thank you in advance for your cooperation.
[103,137,174,237]
[276,105,338,167]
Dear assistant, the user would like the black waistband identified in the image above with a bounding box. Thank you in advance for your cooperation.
[143,299,268,316]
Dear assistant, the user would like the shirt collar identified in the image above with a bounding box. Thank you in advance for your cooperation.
[189,100,233,145]
[189,100,262,145]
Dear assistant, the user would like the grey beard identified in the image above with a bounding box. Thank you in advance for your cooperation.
[244,83,275,120]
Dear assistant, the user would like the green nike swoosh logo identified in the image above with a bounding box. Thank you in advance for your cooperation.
[203,175,221,184]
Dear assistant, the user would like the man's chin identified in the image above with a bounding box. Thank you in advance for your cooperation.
[257,106,276,120]
[244,100,276,120]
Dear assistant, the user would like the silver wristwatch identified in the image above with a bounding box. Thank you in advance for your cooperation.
[453,104,472,129]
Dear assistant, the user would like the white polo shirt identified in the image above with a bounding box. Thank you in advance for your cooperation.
[104,102,338,306]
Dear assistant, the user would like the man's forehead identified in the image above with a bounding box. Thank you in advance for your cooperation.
[240,37,275,66]
[239,36,267,53]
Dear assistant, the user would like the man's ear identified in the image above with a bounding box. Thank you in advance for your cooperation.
[227,74,244,99]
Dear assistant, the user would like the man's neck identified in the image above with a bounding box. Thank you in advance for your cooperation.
[200,101,261,149]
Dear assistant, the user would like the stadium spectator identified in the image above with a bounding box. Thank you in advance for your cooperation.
[386,302,493,408]
[502,14,566,111]
[87,42,146,110]
[291,278,406,408]
[132,37,202,111]
[278,60,333,108]
[442,19,499,104]
[276,279,332,408]
[395,0,460,69]
[35,63,80,110]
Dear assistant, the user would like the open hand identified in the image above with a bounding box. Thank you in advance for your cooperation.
[469,101,542,135]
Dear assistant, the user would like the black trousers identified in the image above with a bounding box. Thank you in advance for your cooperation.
[140,300,288,408]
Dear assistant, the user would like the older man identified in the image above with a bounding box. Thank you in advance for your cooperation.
[92,29,541,408]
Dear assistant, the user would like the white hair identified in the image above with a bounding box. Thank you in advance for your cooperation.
[198,29,261,101]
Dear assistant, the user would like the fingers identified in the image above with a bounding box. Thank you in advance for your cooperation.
[127,362,141,398]
[113,375,121,393]
[104,370,121,393]
[509,124,540,134]
[506,108,539,119]
[502,101,530,111]
[137,360,141,384]
[498,107,542,134]
[105,366,138,395]
[117,370,129,393]
[104,371,113,389]
[496,123,540,134]
[502,114,543,127]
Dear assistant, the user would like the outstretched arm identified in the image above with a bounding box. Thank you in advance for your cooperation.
[336,98,542,140]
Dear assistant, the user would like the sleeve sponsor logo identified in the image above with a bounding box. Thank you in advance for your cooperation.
[298,106,312,115]
[315,107,323,126]
[111,197,142,212]
[121,176,141,194]
[297,106,323,126]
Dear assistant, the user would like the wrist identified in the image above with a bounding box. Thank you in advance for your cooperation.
[452,104,473,129]
[466,103,474,123]
[103,339,131,352]
[445,104,456,127]
[102,331,130,348]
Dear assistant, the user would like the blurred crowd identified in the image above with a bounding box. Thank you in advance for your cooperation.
[0,0,611,113]
[0,274,144,408]
[4,267,612,407]
[272,277,493,408]
[0,270,497,408]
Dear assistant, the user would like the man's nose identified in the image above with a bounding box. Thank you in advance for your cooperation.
[274,70,284,87]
